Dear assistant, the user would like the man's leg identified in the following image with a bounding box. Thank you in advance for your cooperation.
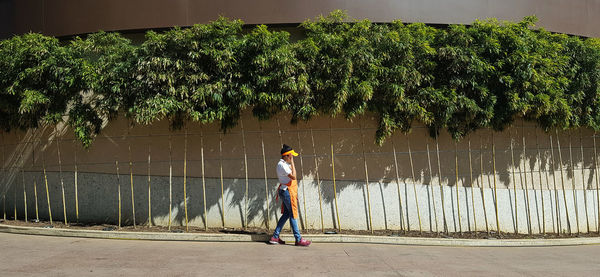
[272,190,290,239]
[289,216,302,242]
[280,189,302,242]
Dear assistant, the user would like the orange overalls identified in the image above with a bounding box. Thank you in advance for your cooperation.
[277,179,299,219]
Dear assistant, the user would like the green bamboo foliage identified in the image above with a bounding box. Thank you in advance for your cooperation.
[242,25,308,122]
[132,18,250,130]
[2,12,600,146]
[70,31,137,147]
[429,22,496,138]
[0,33,87,132]
[370,22,436,143]
[562,37,600,130]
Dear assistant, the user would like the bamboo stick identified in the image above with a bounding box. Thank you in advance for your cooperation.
[454,142,462,233]
[426,140,438,233]
[593,133,600,233]
[240,120,249,229]
[259,124,270,230]
[276,118,283,146]
[73,140,78,222]
[296,125,308,230]
[408,136,422,233]
[30,133,38,221]
[535,128,546,234]
[522,123,532,234]
[13,178,16,220]
[218,131,224,229]
[12,135,16,221]
[579,130,590,233]
[479,134,490,235]
[200,131,207,231]
[33,178,39,222]
[1,133,5,221]
[55,127,67,225]
[116,160,121,228]
[492,132,500,234]
[276,119,286,219]
[20,145,27,222]
[147,131,152,227]
[10,134,16,220]
[547,149,557,234]
[393,139,406,232]
[184,128,189,231]
[42,141,52,225]
[127,126,136,228]
[468,139,477,233]
[544,134,555,233]
[556,130,572,234]
[435,137,448,233]
[528,133,539,233]
[330,119,341,232]
[360,119,373,233]
[549,135,562,234]
[568,131,580,234]
[168,134,172,231]
[509,129,519,234]
[310,126,324,232]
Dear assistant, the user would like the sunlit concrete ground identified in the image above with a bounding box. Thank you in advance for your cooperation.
[1,232,599,276]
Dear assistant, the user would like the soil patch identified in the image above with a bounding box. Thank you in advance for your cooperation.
[1,219,598,239]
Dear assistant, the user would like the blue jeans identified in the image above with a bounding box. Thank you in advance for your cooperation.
[272,189,302,242]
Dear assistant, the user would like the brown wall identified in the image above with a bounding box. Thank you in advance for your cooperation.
[2,0,600,39]
[2,112,597,191]
[2,113,599,232]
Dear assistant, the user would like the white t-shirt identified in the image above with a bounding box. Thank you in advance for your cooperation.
[276,159,292,190]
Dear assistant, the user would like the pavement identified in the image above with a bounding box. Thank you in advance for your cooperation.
[1,232,600,277]
[4,223,600,247]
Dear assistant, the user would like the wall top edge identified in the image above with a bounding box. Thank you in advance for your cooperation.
[2,0,599,39]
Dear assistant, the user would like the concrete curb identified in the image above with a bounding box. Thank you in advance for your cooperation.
[2,224,600,247]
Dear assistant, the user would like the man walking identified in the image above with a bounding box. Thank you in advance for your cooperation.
[270,144,311,246]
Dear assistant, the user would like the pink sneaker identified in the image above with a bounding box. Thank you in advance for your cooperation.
[295,238,311,246]
[269,237,285,245]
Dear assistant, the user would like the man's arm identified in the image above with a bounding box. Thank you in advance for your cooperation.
[287,156,297,180]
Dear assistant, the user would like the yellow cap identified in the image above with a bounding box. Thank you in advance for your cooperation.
[282,150,299,157]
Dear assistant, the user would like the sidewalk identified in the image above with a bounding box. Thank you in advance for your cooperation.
[2,223,600,247]
[2,232,600,276]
